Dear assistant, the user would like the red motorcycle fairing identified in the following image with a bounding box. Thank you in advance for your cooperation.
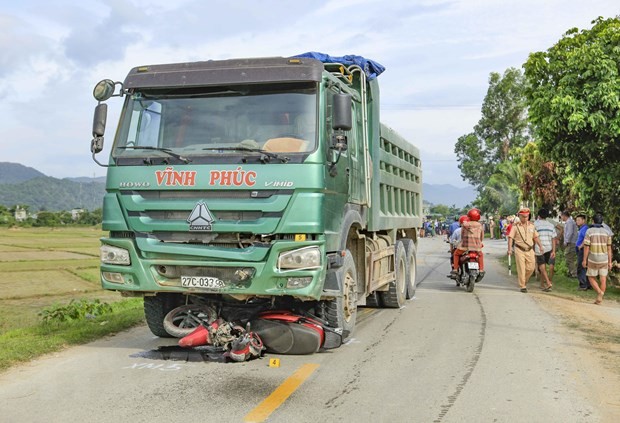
[251,310,342,354]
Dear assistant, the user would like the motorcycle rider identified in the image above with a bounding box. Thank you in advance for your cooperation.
[449,216,468,259]
[448,215,468,279]
[450,208,485,279]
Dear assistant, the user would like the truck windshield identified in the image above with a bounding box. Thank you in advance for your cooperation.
[112,83,317,163]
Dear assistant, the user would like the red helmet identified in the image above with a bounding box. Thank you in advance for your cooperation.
[458,215,470,225]
[467,208,481,221]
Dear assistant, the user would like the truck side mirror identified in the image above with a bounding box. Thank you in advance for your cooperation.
[332,93,352,131]
[93,103,107,138]
[91,103,108,154]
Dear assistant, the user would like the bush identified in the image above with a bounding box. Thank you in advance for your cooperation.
[39,299,113,323]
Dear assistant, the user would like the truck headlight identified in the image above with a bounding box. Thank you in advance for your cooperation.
[100,245,131,265]
[278,246,321,271]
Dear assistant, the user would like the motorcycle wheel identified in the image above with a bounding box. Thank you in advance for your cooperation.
[163,304,217,338]
[466,273,475,292]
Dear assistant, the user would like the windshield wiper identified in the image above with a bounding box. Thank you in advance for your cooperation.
[117,146,191,164]
[201,147,289,163]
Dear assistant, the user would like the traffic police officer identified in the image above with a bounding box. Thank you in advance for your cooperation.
[507,208,544,292]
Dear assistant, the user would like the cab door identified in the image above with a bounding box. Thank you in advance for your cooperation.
[347,100,367,204]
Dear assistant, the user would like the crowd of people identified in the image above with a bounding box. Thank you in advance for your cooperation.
[503,208,614,304]
[427,207,615,304]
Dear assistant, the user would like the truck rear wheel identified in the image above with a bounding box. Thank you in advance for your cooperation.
[381,240,407,308]
[144,293,182,338]
[402,239,417,299]
[325,250,357,340]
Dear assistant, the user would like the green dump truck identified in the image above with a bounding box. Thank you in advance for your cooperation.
[90,54,423,341]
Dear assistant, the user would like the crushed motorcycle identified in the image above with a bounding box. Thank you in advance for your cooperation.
[162,298,343,362]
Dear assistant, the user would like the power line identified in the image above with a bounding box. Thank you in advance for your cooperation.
[381,103,481,110]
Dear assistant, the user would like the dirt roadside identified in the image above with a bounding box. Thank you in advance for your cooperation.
[531,292,620,421]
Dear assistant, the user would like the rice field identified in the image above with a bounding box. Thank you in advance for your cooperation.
[0,227,124,333]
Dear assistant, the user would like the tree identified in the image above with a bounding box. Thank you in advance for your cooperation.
[476,68,530,164]
[523,16,620,252]
[475,161,521,216]
[454,133,493,188]
[519,142,559,211]
[35,211,61,227]
[455,68,530,188]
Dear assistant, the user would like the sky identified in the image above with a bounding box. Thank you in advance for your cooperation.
[1,0,618,188]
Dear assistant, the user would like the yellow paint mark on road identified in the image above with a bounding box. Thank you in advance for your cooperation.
[244,363,320,422]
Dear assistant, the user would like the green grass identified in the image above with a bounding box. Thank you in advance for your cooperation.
[0,227,147,373]
[0,299,144,372]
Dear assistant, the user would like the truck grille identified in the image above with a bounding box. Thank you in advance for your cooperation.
[116,189,293,245]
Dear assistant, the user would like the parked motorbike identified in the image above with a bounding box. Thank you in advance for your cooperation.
[452,250,485,292]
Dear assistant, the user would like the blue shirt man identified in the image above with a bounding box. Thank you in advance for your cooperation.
[448,218,460,237]
[575,214,589,289]
[576,223,589,251]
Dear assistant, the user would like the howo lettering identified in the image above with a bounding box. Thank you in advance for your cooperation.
[90,54,423,344]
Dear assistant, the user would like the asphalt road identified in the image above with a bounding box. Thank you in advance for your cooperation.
[0,237,604,422]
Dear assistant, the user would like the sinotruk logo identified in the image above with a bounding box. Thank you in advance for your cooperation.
[187,201,214,231]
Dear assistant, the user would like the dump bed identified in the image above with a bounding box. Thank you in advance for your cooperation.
[368,123,423,232]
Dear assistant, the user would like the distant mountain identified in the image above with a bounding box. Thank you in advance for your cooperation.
[423,183,477,207]
[0,162,46,184]
[0,163,105,211]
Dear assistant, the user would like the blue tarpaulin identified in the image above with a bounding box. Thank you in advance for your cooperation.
[293,52,385,80]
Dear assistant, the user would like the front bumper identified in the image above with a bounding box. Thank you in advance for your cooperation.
[99,237,327,300]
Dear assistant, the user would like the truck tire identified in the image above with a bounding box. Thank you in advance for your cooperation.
[381,240,407,308]
[144,293,181,338]
[402,239,417,299]
[325,250,357,341]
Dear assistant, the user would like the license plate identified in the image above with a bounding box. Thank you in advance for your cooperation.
[467,262,479,270]
[181,276,224,289]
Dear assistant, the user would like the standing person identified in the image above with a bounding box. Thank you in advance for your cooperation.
[534,208,557,291]
[582,213,613,304]
[504,216,514,240]
[575,212,590,290]
[561,210,578,277]
[597,212,615,237]
[489,217,496,239]
[507,208,544,293]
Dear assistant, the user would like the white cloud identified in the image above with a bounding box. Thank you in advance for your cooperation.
[1,0,619,185]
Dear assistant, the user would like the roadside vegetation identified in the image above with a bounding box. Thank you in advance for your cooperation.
[0,205,102,227]
[453,16,619,283]
[0,227,144,373]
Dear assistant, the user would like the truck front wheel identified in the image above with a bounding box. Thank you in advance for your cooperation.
[143,293,182,338]
[325,250,357,341]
